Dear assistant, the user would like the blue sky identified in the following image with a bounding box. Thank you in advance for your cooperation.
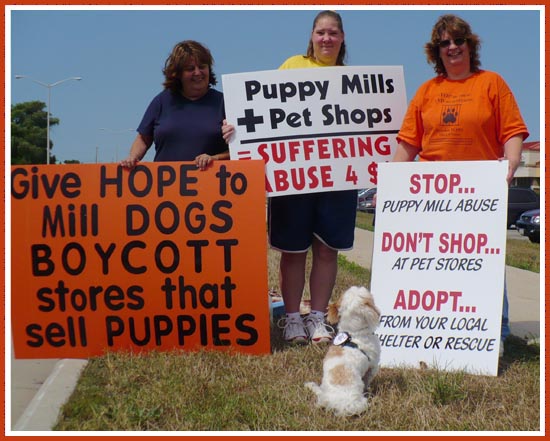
[8,6,542,164]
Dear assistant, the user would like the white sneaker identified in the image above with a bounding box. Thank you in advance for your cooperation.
[278,316,308,345]
[499,339,505,357]
[304,314,334,344]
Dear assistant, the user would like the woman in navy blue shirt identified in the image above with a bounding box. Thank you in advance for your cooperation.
[121,40,229,170]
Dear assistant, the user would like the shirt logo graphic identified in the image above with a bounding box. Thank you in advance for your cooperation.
[440,105,460,126]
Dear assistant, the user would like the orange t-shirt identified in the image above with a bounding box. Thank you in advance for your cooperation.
[397,70,529,161]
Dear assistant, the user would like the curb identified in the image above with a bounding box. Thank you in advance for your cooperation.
[13,359,88,431]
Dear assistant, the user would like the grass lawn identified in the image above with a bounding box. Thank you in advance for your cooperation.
[53,214,541,431]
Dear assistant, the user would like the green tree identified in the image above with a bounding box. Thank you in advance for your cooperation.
[11,101,59,165]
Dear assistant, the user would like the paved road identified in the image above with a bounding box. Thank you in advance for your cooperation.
[507,227,531,241]
[10,349,58,427]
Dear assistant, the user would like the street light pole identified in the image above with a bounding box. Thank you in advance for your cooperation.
[15,75,82,164]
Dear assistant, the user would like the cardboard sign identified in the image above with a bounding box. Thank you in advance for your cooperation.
[11,161,270,358]
[370,161,508,376]
[222,66,407,196]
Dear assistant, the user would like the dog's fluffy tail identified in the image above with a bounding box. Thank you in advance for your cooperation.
[304,381,321,397]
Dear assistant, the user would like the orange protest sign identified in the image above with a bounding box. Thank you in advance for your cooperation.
[11,161,270,358]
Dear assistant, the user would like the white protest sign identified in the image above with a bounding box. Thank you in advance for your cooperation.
[371,161,509,376]
[222,66,407,196]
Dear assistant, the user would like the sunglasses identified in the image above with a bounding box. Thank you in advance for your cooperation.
[438,37,467,48]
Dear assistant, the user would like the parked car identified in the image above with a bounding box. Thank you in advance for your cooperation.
[507,187,539,228]
[515,209,540,243]
[357,188,376,213]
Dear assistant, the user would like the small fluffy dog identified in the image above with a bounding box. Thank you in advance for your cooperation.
[305,286,381,416]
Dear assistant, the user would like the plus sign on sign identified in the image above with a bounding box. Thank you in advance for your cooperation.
[222,66,407,197]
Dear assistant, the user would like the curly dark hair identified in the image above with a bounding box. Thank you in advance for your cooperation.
[424,14,482,76]
[306,10,347,66]
[162,40,217,93]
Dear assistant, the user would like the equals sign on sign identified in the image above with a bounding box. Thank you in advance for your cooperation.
[236,150,252,160]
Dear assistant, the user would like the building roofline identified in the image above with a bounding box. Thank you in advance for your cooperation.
[523,141,540,151]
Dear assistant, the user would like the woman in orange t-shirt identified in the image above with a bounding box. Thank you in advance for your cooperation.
[394,14,529,357]
[396,14,528,184]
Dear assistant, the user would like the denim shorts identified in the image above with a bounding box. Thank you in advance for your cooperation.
[268,190,357,252]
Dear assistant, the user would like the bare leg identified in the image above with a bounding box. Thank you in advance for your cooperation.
[309,237,338,312]
[279,251,307,314]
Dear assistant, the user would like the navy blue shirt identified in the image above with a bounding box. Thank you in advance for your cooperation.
[137,88,226,162]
